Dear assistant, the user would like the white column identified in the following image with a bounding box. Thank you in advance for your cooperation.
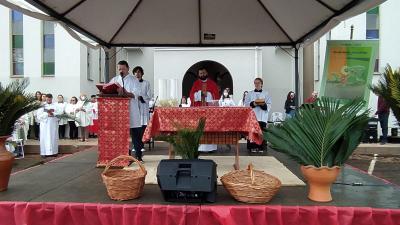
[158,79,167,100]
[169,78,178,99]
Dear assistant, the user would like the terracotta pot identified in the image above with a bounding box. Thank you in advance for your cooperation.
[0,136,14,191]
[300,165,340,202]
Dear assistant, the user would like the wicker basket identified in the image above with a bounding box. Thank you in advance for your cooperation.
[220,163,281,203]
[101,155,147,201]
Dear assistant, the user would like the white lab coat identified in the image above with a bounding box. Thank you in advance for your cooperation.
[37,102,62,156]
[245,90,272,123]
[137,79,152,126]
[110,74,142,128]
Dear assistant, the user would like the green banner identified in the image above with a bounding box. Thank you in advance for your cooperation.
[320,40,378,103]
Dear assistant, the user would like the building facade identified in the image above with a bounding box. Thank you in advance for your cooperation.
[1,0,399,127]
[0,5,107,100]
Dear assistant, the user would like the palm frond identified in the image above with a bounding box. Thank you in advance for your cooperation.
[266,97,369,167]
[0,79,42,136]
[157,118,206,159]
[370,64,400,124]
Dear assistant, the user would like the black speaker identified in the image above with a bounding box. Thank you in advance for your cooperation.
[157,159,217,203]
[362,118,378,143]
[392,128,398,137]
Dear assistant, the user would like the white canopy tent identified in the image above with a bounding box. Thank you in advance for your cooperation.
[17,0,385,47]
[0,0,386,102]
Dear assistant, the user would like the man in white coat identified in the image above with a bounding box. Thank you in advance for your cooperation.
[110,61,143,162]
[37,93,62,157]
[245,78,272,152]
[133,66,152,153]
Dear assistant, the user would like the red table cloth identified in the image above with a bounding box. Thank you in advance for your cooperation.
[1,202,399,225]
[97,97,130,167]
[143,107,263,145]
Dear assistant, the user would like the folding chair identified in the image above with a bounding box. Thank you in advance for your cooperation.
[271,112,284,125]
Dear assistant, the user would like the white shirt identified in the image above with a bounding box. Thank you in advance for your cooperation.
[137,79,152,126]
[65,103,78,121]
[245,90,272,123]
[75,99,93,127]
[194,91,213,103]
[91,102,98,120]
[219,97,236,107]
[55,102,68,125]
[110,74,142,128]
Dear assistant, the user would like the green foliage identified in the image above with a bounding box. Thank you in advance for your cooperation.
[158,118,206,159]
[0,79,42,136]
[266,97,369,167]
[370,64,400,124]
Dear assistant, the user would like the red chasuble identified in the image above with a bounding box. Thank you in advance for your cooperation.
[189,79,219,107]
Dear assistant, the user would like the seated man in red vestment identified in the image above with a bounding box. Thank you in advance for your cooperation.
[189,67,219,107]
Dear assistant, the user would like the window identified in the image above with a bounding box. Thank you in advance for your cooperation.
[366,7,379,39]
[11,10,23,76]
[366,7,380,72]
[87,47,92,81]
[43,21,55,76]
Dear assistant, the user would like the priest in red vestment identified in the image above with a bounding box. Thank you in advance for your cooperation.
[189,67,219,107]
[188,67,219,152]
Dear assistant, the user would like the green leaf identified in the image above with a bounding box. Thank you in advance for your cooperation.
[266,97,369,167]
[156,118,206,159]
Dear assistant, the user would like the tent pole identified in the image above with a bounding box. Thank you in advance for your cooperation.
[294,47,299,107]
[105,51,110,83]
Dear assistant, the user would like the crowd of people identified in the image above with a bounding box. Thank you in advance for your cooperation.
[10,92,99,158]
[10,59,323,160]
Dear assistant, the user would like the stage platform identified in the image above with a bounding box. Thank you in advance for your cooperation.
[1,147,399,207]
[1,146,399,225]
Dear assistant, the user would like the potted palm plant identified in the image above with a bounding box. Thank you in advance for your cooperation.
[370,64,400,123]
[0,79,42,191]
[266,97,369,202]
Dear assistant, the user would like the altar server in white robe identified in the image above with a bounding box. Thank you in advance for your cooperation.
[110,61,143,162]
[245,78,272,152]
[56,95,68,139]
[75,94,93,142]
[37,93,62,157]
[65,97,79,139]
[133,66,152,152]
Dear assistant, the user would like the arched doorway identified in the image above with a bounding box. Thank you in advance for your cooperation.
[182,60,233,99]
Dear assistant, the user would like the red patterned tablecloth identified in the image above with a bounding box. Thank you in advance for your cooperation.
[143,107,263,144]
[97,97,130,167]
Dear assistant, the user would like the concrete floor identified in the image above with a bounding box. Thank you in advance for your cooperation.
[2,147,399,208]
